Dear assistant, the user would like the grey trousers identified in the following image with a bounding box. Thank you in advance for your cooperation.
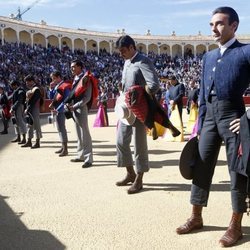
[73,105,93,164]
[14,105,27,135]
[116,119,149,173]
[27,107,42,140]
[55,112,68,143]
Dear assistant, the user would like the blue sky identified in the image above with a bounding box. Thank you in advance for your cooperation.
[1,0,250,36]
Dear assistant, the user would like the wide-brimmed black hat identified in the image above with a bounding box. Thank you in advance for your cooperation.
[25,113,34,126]
[64,109,73,120]
[179,136,199,180]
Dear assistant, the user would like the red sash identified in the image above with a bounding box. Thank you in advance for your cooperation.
[73,71,98,108]
[125,85,148,123]
[74,72,98,98]
[55,81,72,102]
[125,85,174,130]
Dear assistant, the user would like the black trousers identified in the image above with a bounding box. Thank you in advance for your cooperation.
[191,96,247,213]
[177,103,183,123]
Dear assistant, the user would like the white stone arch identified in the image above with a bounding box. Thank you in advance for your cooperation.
[196,44,206,55]
[184,44,194,57]
[3,27,17,43]
[136,43,146,53]
[74,38,85,51]
[1,17,239,57]
[148,43,158,54]
[99,40,109,53]
[112,41,119,54]
[208,44,218,51]
[33,33,46,47]
[87,39,98,52]
[47,35,59,48]
[19,30,31,45]
[172,44,182,57]
[159,44,170,55]
[61,36,72,50]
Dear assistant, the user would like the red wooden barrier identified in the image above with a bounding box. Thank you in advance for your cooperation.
[42,96,250,113]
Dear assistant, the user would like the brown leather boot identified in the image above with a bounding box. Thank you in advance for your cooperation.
[31,139,40,149]
[11,134,21,143]
[127,172,143,194]
[116,166,136,186]
[176,205,203,234]
[59,142,68,157]
[219,212,243,247]
[21,138,32,148]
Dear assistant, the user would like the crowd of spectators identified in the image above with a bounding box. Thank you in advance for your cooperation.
[0,42,123,97]
[0,42,249,99]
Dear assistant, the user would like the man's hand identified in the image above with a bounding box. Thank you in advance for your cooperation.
[170,100,175,105]
[145,85,152,95]
[229,118,241,134]
[48,103,53,110]
[65,104,74,112]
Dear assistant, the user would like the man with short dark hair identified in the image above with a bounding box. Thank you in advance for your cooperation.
[168,75,185,123]
[186,80,199,115]
[49,71,71,157]
[176,6,250,247]
[115,35,160,194]
[65,59,98,168]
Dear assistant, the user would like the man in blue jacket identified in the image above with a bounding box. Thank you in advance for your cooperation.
[176,6,250,247]
[168,75,185,123]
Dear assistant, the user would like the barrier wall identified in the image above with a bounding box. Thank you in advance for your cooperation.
[42,96,250,113]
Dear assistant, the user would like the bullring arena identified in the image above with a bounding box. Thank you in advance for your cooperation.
[0,16,250,249]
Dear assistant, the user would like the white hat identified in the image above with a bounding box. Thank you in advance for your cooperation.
[0,83,5,89]
[115,93,136,125]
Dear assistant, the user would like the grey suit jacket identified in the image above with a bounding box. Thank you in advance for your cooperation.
[122,53,159,93]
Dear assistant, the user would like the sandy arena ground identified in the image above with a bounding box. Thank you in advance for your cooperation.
[0,110,249,250]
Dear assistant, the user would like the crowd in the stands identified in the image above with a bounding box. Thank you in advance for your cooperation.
[0,42,249,98]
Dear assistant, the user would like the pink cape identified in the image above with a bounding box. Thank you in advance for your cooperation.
[93,104,108,127]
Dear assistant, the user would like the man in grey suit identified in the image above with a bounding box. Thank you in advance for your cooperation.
[115,35,160,194]
[65,59,93,168]
[176,7,250,247]
[49,70,71,157]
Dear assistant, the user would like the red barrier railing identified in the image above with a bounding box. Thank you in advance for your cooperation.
[42,96,250,113]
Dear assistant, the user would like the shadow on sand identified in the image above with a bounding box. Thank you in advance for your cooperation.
[0,195,65,250]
